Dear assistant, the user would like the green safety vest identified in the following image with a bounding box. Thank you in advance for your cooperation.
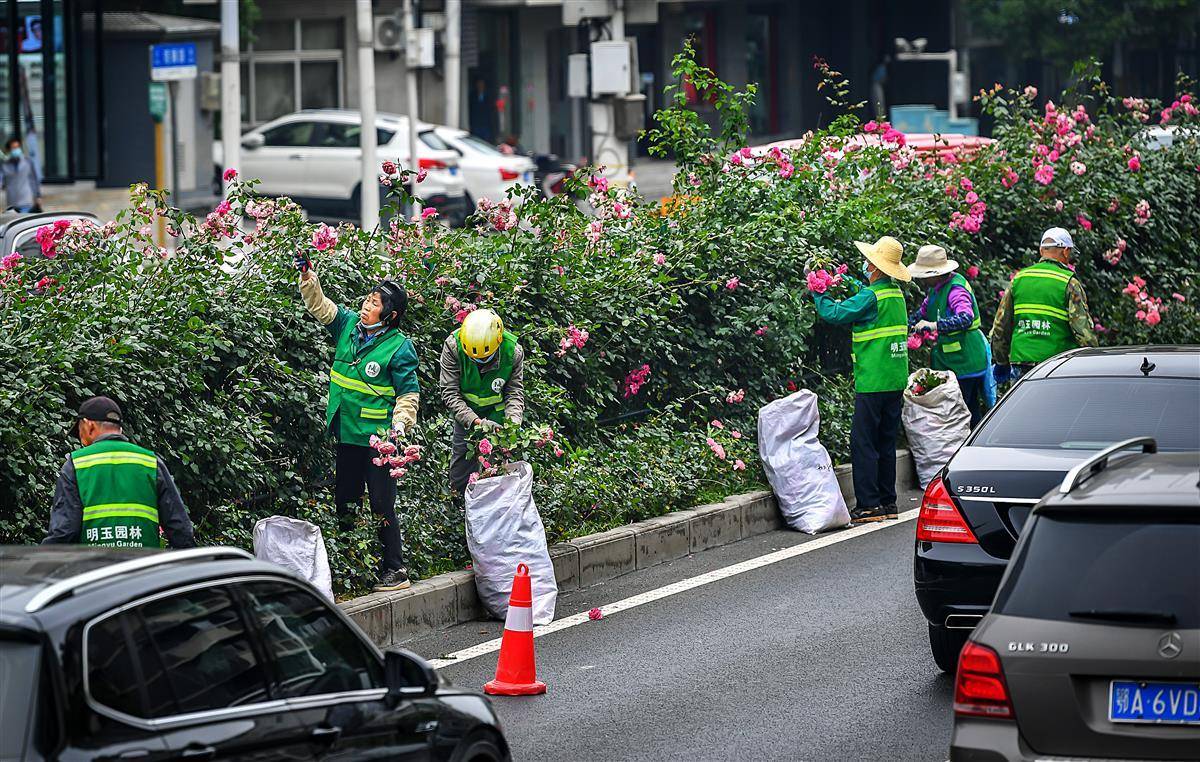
[326,320,411,446]
[851,282,910,393]
[1009,260,1076,364]
[73,439,161,548]
[457,330,518,424]
[929,273,989,377]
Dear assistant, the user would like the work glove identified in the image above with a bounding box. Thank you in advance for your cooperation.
[479,419,502,432]
[391,423,406,440]
[993,364,1012,384]
[913,320,938,333]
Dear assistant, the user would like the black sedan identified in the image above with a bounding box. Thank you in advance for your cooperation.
[913,345,1200,671]
[0,545,509,761]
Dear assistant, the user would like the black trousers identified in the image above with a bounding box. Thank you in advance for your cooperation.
[958,375,985,428]
[448,421,481,495]
[335,443,404,573]
[850,391,903,509]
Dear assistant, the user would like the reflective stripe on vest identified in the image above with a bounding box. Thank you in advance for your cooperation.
[81,503,160,522]
[850,282,909,393]
[1010,260,1077,364]
[330,369,395,397]
[72,451,158,470]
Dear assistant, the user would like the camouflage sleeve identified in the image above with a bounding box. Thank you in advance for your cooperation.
[1067,278,1099,348]
[988,287,1014,365]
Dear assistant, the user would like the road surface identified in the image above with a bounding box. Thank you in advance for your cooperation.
[407,488,953,761]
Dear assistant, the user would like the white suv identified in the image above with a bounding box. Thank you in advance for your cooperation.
[215,110,469,225]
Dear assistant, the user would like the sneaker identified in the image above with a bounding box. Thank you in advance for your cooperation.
[373,567,412,592]
[881,504,899,520]
[851,506,887,524]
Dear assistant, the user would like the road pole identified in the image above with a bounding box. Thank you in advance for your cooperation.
[402,0,421,214]
[444,0,461,128]
[356,0,380,228]
[219,0,240,192]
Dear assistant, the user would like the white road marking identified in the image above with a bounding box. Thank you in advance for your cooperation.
[429,509,918,669]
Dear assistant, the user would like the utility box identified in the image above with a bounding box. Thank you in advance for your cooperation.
[563,0,610,26]
[613,93,646,140]
[406,28,435,68]
[590,40,631,96]
[568,53,589,98]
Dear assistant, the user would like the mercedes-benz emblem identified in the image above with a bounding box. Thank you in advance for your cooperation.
[1158,632,1182,660]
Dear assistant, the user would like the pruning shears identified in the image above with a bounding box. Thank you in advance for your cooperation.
[294,254,312,273]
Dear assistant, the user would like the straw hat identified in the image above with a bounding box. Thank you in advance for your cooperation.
[853,236,912,282]
[907,244,959,278]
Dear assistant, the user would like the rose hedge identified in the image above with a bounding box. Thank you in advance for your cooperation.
[2,51,1196,595]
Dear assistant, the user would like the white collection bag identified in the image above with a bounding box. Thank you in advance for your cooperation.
[758,389,851,534]
[465,461,557,625]
[902,369,971,488]
[253,515,334,600]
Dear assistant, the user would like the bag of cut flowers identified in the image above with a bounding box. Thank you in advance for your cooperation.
[901,369,970,488]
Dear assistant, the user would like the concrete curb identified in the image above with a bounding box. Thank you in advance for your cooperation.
[341,450,916,645]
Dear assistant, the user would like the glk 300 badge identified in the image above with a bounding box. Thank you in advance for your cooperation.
[1008,641,1069,653]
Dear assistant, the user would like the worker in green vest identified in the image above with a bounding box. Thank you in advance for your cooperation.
[989,227,1097,380]
[812,236,911,524]
[907,245,991,426]
[438,308,526,494]
[43,396,195,549]
[300,268,420,592]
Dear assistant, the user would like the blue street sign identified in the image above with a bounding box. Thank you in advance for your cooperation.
[150,42,198,81]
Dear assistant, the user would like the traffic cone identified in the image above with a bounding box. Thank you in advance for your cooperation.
[483,563,546,696]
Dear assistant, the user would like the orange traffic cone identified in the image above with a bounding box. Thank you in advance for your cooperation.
[483,563,547,696]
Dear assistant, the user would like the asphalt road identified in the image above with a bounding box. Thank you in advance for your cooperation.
[407,487,953,761]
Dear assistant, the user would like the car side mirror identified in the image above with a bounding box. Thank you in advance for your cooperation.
[241,133,265,150]
[384,648,438,705]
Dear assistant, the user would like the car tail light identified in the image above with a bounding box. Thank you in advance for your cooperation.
[954,641,1014,719]
[418,158,448,170]
[499,168,520,181]
[915,476,978,544]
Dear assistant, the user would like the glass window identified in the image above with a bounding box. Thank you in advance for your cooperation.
[253,20,295,51]
[240,581,382,698]
[262,121,315,148]
[419,130,453,152]
[312,123,393,149]
[86,614,143,717]
[995,518,1200,628]
[300,62,339,110]
[971,377,1200,451]
[137,587,270,715]
[254,62,297,123]
[457,133,505,156]
[301,19,343,51]
[1,639,40,759]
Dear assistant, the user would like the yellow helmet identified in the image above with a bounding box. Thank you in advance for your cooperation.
[459,308,505,360]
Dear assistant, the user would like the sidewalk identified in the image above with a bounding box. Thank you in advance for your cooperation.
[630,157,677,202]
[39,182,132,222]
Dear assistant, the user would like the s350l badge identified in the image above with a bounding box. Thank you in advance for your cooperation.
[956,485,997,494]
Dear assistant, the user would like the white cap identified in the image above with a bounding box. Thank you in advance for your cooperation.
[1040,227,1074,249]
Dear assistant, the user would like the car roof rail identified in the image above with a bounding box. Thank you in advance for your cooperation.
[1058,437,1158,495]
[24,547,254,614]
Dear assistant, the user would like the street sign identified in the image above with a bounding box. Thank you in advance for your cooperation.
[148,82,168,122]
[150,42,197,81]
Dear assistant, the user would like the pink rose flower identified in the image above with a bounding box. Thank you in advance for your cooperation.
[1172,293,1186,303]
[710,419,724,429]
[725,277,740,290]
[965,265,979,279]
[421,207,439,220]
[1127,155,1141,172]
[311,223,338,251]
[477,438,493,456]
[222,168,238,181]
[906,334,923,350]
[863,120,879,133]
[588,608,603,621]
[726,389,745,404]
[1034,164,1055,185]
[1145,310,1161,326]
[733,459,746,471]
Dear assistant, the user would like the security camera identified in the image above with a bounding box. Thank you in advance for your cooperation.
[912,38,928,53]
[894,37,912,54]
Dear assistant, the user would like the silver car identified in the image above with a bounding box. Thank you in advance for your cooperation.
[950,439,1200,761]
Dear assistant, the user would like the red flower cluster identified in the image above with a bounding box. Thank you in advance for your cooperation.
[622,364,651,398]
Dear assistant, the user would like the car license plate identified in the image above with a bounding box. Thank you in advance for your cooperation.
[1110,681,1200,725]
[523,171,532,183]
[449,167,458,176]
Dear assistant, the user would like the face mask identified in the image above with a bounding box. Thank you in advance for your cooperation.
[360,319,384,331]
[8,148,21,160]
[861,262,872,279]
[473,352,497,366]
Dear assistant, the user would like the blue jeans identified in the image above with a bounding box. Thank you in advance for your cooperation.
[12,204,33,213]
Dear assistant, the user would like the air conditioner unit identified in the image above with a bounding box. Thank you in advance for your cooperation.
[374,15,403,52]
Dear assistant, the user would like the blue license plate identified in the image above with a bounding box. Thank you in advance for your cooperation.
[1110,681,1200,725]
[449,167,458,176]
[523,171,532,183]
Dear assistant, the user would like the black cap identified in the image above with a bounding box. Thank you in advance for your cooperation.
[77,396,123,425]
